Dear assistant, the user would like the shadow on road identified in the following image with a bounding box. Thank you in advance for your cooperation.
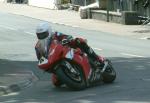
[0,57,150,103]
[0,59,50,81]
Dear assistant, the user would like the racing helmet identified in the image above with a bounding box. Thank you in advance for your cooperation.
[36,22,52,39]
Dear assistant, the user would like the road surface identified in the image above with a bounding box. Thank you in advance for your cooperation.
[0,12,150,103]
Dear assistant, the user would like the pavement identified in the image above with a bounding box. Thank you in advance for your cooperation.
[0,2,150,96]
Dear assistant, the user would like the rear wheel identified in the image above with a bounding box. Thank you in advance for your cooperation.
[55,61,87,90]
[102,60,116,83]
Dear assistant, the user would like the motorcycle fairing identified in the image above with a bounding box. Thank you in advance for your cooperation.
[72,53,91,80]
[65,49,74,60]
[38,41,91,81]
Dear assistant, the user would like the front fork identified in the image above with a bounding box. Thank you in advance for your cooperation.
[88,60,109,84]
[101,60,109,73]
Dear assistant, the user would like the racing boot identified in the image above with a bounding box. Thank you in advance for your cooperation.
[77,41,104,69]
[87,47,104,69]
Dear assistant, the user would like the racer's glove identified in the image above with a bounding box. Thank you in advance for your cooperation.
[62,35,73,45]
[38,56,48,65]
[75,38,87,45]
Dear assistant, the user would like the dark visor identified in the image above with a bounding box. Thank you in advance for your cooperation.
[36,31,49,39]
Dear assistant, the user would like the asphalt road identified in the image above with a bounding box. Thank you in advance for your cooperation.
[0,12,150,103]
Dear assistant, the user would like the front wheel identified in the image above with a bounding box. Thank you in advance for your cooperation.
[102,60,116,83]
[51,74,63,87]
[55,61,87,90]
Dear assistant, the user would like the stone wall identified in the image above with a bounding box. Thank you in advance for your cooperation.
[91,10,122,23]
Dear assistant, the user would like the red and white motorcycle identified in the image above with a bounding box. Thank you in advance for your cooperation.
[38,39,116,90]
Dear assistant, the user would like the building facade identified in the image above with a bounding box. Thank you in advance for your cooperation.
[71,0,150,17]
[109,0,150,17]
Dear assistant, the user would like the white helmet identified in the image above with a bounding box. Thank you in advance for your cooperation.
[36,22,52,39]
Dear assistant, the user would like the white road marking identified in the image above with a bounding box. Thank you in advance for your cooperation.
[120,53,145,58]
[0,25,17,31]
[139,37,149,40]
[116,101,150,103]
[0,86,7,88]
[2,92,19,97]
[24,31,35,36]
[93,47,103,51]
[52,22,80,28]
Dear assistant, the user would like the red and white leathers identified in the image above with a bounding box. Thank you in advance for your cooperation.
[35,32,88,60]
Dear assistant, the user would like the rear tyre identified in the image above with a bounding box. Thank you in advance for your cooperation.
[55,61,87,90]
[102,60,116,83]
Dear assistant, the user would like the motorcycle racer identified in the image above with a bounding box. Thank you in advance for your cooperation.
[35,22,102,64]
[35,22,103,86]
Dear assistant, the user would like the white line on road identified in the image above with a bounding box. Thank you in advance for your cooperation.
[52,22,80,28]
[0,24,35,36]
[93,47,103,51]
[24,31,35,36]
[139,37,149,40]
[120,53,145,58]
[116,101,150,103]
[0,25,17,31]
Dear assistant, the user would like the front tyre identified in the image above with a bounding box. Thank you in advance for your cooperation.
[51,74,63,87]
[55,61,87,90]
[102,60,116,83]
